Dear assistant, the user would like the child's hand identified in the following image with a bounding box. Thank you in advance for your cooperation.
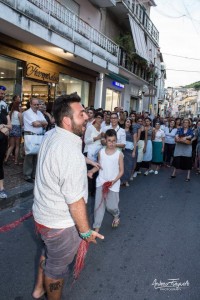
[110,180,116,187]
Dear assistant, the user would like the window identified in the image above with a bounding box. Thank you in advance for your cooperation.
[57,74,89,107]
[105,89,121,111]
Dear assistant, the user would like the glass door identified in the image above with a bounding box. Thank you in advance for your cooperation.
[105,88,121,111]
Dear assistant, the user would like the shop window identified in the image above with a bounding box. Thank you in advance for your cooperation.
[57,74,89,107]
[0,55,23,106]
[105,89,121,111]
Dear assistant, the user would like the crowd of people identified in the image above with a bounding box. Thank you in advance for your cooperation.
[1,88,200,299]
[0,84,200,201]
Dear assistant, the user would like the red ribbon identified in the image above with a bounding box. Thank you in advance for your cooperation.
[0,211,33,233]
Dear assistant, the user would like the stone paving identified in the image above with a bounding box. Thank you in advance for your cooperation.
[0,159,34,210]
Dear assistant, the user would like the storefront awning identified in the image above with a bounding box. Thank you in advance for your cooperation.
[107,73,129,84]
[128,14,149,61]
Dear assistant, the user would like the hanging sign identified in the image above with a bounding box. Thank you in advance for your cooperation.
[112,81,125,89]
[25,62,59,83]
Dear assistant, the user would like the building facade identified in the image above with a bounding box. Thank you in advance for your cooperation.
[0,0,165,114]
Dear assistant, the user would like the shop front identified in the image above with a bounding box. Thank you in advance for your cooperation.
[101,74,129,111]
[0,34,97,110]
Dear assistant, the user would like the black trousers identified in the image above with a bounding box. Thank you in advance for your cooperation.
[0,137,8,180]
[164,143,175,164]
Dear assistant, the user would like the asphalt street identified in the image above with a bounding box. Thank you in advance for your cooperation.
[1,167,200,300]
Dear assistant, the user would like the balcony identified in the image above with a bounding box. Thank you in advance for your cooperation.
[115,0,159,45]
[118,48,150,83]
[0,0,119,68]
[88,0,116,7]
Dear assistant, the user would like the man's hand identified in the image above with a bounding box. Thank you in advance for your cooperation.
[85,230,104,244]
[90,161,101,170]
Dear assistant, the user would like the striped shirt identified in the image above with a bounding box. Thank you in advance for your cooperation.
[32,126,88,228]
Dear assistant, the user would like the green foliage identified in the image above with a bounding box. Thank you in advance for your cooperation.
[115,33,135,63]
[116,33,148,67]
[184,81,200,90]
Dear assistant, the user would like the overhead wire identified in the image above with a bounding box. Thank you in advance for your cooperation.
[166,68,200,73]
[162,53,200,61]
[182,0,200,35]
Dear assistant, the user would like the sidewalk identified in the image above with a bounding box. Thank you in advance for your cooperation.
[0,160,34,210]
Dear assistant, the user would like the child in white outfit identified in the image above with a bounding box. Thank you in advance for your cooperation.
[88,129,124,232]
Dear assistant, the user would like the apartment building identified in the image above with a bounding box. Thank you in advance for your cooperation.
[0,0,164,113]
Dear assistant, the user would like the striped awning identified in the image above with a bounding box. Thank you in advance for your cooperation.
[128,14,149,61]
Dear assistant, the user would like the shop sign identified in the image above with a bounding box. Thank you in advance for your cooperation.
[112,81,124,89]
[26,62,59,83]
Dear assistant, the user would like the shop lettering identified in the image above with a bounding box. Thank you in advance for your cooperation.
[112,81,124,89]
[26,63,59,83]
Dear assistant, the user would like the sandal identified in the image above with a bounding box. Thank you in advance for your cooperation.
[112,216,120,228]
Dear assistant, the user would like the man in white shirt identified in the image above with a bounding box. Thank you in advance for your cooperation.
[32,93,104,300]
[102,112,126,150]
[23,98,47,183]
[0,86,8,113]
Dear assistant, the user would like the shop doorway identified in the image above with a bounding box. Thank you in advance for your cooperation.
[22,80,56,111]
[105,88,121,111]
[130,96,139,112]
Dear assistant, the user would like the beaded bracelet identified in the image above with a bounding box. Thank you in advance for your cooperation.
[79,229,93,239]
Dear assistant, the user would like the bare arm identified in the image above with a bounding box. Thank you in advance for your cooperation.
[85,157,101,170]
[137,127,141,142]
[162,137,165,152]
[18,112,23,127]
[111,152,124,185]
[143,128,148,152]
[32,120,48,128]
[87,152,101,178]
[132,132,138,157]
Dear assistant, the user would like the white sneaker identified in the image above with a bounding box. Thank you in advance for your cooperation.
[149,169,154,174]
[137,171,142,175]
[154,171,158,175]
[144,171,149,176]
[130,176,133,181]
[0,190,7,198]
[133,172,137,178]
[125,182,130,187]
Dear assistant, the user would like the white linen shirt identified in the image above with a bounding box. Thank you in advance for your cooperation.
[23,108,46,134]
[154,129,165,142]
[103,125,126,146]
[84,124,102,155]
[32,126,88,228]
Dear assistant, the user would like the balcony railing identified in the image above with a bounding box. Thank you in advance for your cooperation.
[118,48,149,81]
[28,0,119,56]
[121,0,159,44]
[1,0,119,59]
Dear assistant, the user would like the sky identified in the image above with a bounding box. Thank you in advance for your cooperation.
[150,0,200,88]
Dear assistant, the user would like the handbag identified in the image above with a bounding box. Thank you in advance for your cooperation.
[125,141,134,150]
[24,134,44,155]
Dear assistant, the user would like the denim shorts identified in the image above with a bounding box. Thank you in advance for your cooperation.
[40,226,81,279]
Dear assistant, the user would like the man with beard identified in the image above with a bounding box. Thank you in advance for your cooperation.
[32,93,104,300]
